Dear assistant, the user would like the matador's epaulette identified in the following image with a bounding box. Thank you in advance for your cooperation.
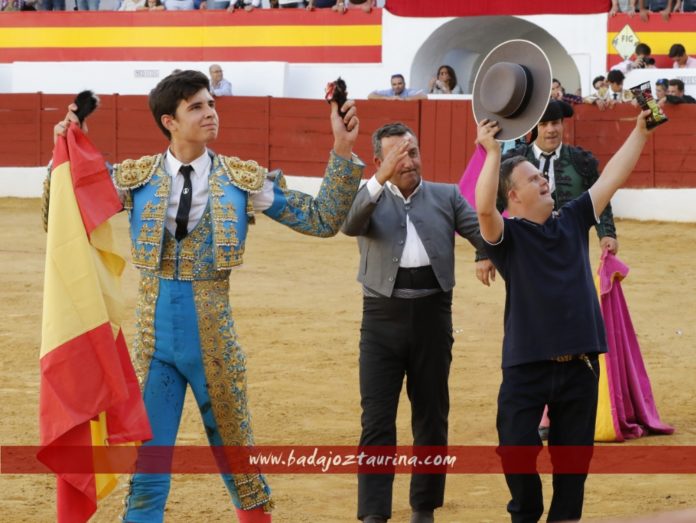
[219,155,266,194]
[113,154,161,190]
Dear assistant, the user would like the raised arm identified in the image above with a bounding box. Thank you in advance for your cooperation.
[263,99,364,237]
[589,110,652,217]
[474,119,504,244]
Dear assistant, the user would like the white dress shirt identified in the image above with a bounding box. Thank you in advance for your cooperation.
[164,149,274,236]
[365,175,431,268]
[531,142,562,194]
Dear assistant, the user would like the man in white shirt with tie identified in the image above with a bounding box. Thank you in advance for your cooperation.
[52,69,364,523]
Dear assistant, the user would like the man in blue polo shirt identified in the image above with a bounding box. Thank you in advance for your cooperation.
[474,109,653,523]
[368,74,427,101]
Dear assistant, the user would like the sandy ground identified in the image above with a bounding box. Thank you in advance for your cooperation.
[1,197,695,522]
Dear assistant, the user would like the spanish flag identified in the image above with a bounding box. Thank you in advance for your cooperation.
[39,123,151,523]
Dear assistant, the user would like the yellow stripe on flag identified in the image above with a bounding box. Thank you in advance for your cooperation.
[41,161,114,357]
[607,31,696,55]
[0,24,381,48]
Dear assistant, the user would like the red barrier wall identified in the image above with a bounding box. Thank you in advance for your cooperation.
[2,94,695,188]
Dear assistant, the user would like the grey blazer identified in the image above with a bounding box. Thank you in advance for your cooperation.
[341,180,487,297]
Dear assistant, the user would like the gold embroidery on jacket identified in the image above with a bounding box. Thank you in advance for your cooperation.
[113,154,161,190]
[219,155,266,193]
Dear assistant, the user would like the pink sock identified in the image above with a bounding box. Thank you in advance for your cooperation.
[235,507,271,523]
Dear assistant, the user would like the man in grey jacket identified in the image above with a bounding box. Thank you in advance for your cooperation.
[342,122,495,523]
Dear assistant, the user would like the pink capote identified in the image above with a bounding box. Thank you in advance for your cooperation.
[458,143,508,217]
[598,250,674,441]
[458,144,486,210]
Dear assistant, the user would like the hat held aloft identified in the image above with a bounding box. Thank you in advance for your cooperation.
[472,39,553,141]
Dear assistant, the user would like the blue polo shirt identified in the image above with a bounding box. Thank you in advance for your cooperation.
[485,192,608,368]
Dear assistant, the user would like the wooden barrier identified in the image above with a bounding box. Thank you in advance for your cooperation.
[1,94,695,188]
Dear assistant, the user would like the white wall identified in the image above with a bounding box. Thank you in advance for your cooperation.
[10,61,289,97]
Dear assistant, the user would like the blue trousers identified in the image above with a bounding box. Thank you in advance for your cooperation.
[124,280,242,523]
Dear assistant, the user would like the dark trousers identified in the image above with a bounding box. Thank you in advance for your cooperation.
[357,291,453,520]
[497,357,599,523]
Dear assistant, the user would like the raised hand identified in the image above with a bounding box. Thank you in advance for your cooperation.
[53,103,83,144]
[331,99,359,160]
[476,118,501,154]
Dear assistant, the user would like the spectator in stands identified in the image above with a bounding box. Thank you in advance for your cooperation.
[308,0,375,12]
[583,75,610,108]
[306,0,335,9]
[607,69,634,104]
[40,0,64,10]
[674,0,696,11]
[209,65,233,96]
[612,43,655,74]
[368,74,427,101]
[227,0,260,10]
[610,0,637,15]
[664,79,696,104]
[550,78,583,104]
[344,0,376,12]
[639,0,674,20]
[76,0,99,10]
[279,0,304,7]
[655,78,669,105]
[200,0,229,8]
[668,44,696,69]
[163,0,194,8]
[119,0,145,10]
[428,65,464,94]
[593,75,608,95]
[141,0,165,9]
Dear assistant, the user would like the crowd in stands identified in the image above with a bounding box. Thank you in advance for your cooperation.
[611,0,696,19]
[0,0,382,10]
[363,43,694,108]
[5,0,696,13]
[579,42,696,109]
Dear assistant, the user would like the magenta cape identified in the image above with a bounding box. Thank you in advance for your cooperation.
[595,251,674,441]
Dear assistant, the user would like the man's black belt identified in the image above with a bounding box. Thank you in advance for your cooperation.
[394,265,440,290]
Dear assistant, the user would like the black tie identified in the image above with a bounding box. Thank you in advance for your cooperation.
[613,92,618,101]
[540,153,554,181]
[175,165,194,241]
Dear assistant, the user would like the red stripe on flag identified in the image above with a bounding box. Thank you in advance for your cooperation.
[103,330,151,444]
[39,323,128,446]
[63,125,122,237]
[1,46,381,63]
[36,424,97,523]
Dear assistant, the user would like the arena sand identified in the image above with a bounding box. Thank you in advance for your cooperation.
[1,198,694,522]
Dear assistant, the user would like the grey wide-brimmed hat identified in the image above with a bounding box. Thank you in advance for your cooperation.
[472,39,553,141]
